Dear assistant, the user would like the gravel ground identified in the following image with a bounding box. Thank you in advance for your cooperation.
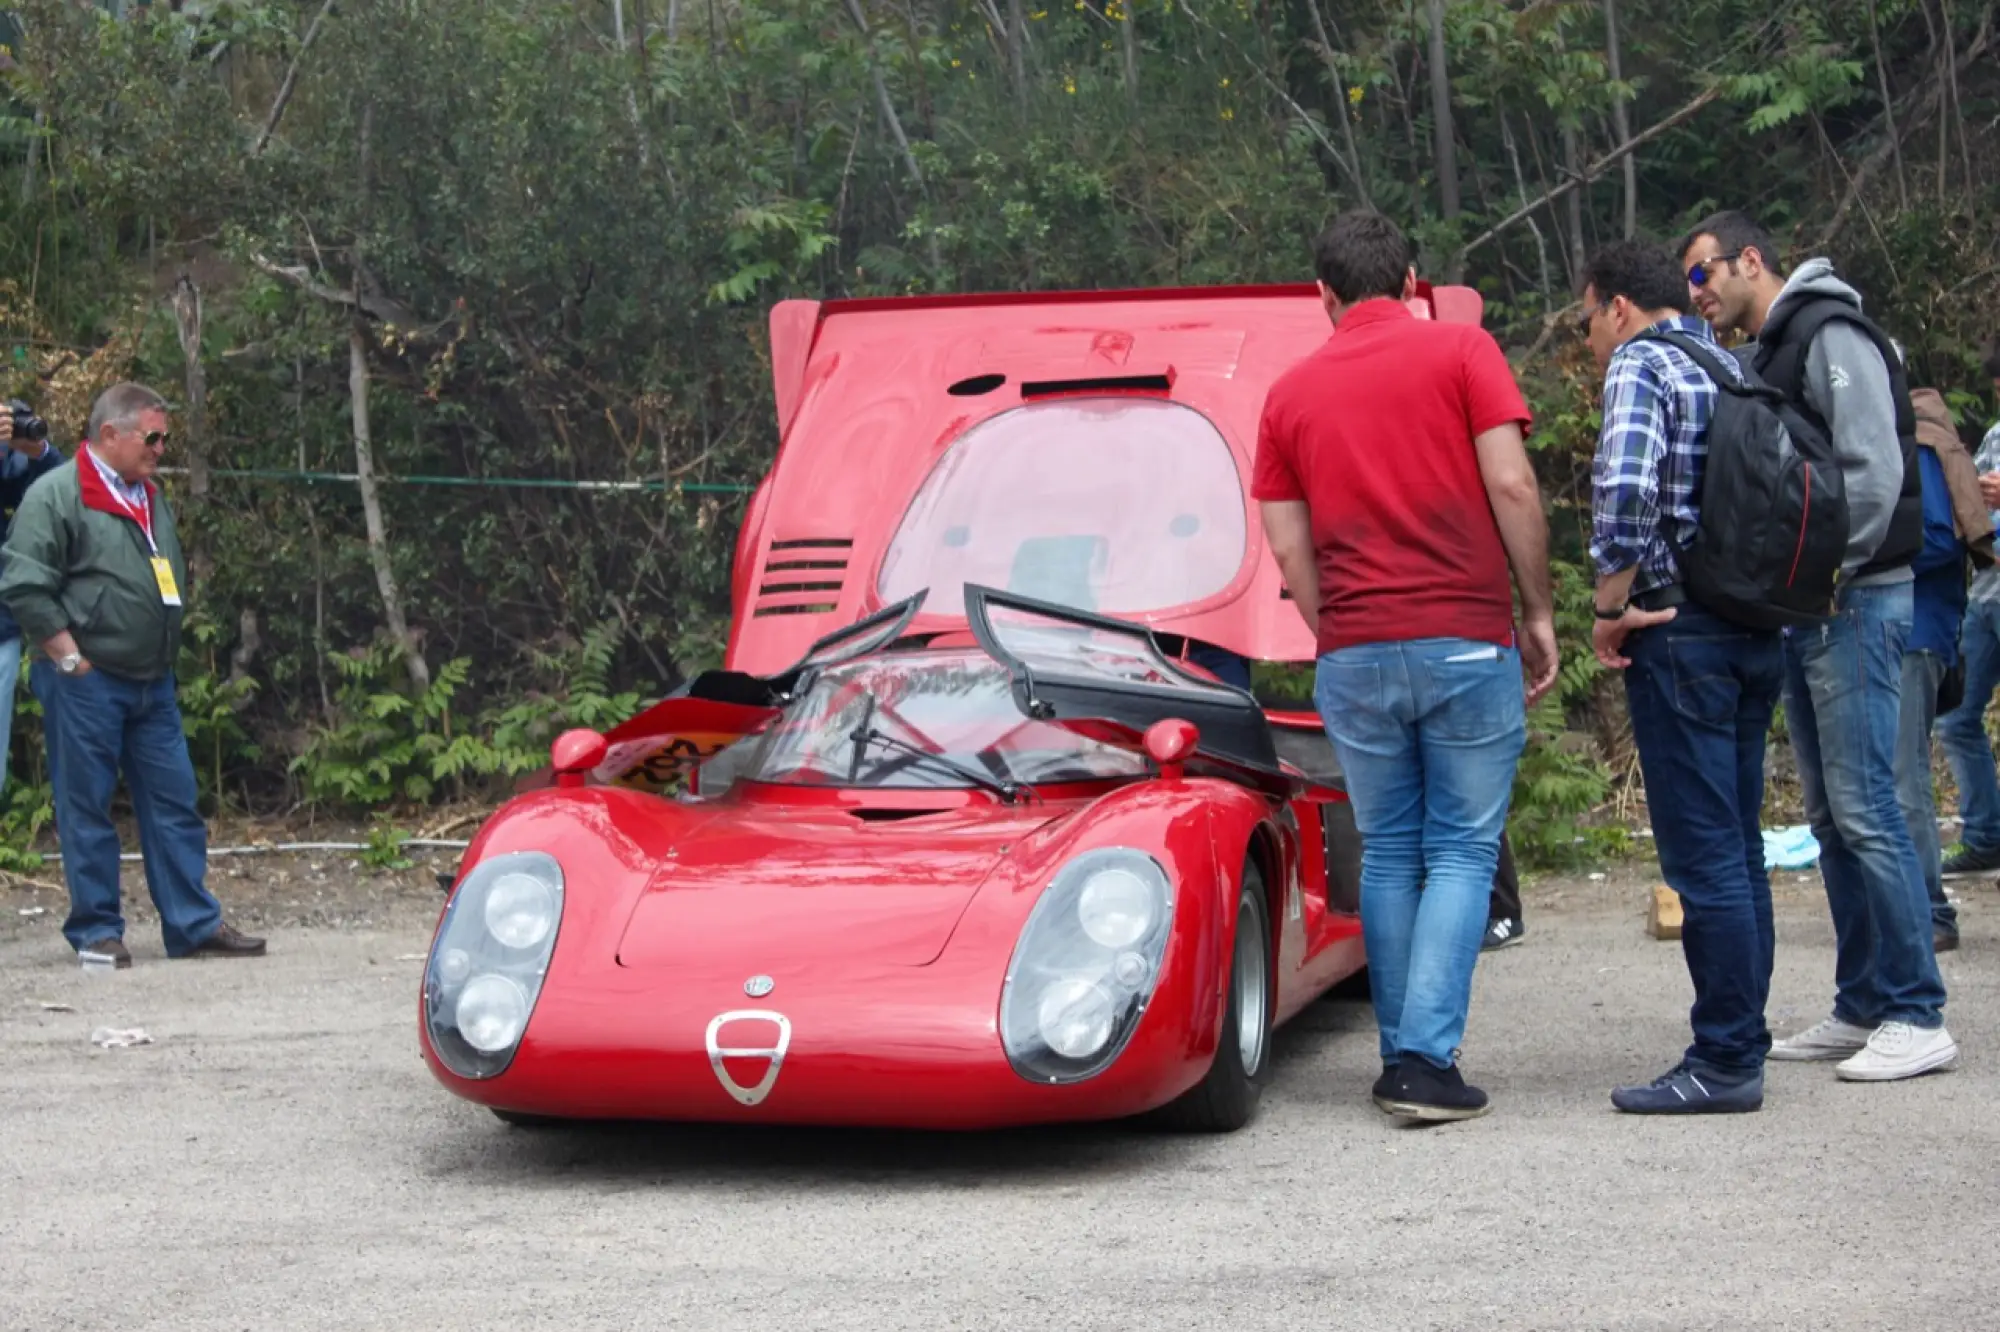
[2,857,1996,1332]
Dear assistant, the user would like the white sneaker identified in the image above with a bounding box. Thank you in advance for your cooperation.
[1835,1022,1959,1082]
[1768,1016,1872,1062]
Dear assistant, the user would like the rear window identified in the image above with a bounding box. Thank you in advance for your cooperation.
[876,398,1247,617]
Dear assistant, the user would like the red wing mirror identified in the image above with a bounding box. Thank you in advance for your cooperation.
[551,728,610,788]
[1144,718,1200,778]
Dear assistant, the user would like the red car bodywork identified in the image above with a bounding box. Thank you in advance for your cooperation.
[420,281,1486,1130]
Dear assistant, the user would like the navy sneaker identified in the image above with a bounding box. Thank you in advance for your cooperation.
[1482,916,1526,951]
[1611,1062,1763,1115]
[1378,1058,1490,1122]
[1370,1062,1398,1108]
[1940,844,2000,878]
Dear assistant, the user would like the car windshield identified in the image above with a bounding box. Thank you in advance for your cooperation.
[737,650,1151,789]
[875,398,1247,618]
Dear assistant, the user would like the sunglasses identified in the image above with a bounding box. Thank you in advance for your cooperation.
[1576,299,1610,336]
[141,431,168,450]
[1686,251,1743,288]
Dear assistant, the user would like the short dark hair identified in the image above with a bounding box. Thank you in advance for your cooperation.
[1581,241,1692,316]
[1313,210,1412,304]
[1676,209,1784,274]
[1983,336,2000,381]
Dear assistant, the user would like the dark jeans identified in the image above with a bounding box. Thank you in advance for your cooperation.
[1784,581,1946,1028]
[1897,650,1957,935]
[1624,604,1785,1076]
[1936,598,2000,852]
[32,663,221,956]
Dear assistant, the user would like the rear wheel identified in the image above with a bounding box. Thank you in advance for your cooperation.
[1155,862,1273,1132]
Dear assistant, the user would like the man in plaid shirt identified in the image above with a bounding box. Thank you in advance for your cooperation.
[1937,337,2000,878]
[1582,241,1785,1115]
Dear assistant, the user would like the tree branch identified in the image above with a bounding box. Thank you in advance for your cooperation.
[1817,18,1989,248]
[252,0,337,157]
[1460,87,1722,259]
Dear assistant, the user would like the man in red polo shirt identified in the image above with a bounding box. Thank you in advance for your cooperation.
[1254,210,1556,1122]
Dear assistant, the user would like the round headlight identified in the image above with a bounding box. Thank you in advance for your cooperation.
[438,947,471,984]
[1078,866,1157,948]
[484,872,555,950]
[456,974,528,1053]
[1036,978,1116,1059]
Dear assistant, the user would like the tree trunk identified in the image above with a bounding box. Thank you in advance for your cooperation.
[1865,0,1909,209]
[841,0,942,276]
[1562,125,1586,286]
[1307,0,1371,208]
[348,322,429,695]
[169,275,211,583]
[1499,108,1552,299]
[1006,0,1028,113]
[253,0,337,157]
[1603,0,1636,236]
[1118,1,1137,104]
[610,0,649,165]
[1426,0,1459,218]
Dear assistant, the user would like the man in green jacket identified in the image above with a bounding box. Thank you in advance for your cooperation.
[0,381,263,967]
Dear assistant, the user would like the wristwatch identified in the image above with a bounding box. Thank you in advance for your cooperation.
[1593,604,1628,621]
[56,652,82,674]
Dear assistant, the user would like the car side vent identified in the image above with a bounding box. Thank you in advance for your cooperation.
[752,538,854,617]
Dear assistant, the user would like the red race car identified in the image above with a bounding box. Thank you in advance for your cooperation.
[419,279,1489,1131]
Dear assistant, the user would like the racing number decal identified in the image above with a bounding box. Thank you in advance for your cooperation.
[601,732,738,793]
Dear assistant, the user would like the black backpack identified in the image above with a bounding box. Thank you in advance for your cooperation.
[1633,329,1847,630]
[1752,297,1922,580]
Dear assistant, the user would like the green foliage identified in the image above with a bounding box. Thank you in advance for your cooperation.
[292,645,481,807]
[0,0,1986,845]
[1506,561,1629,873]
[361,818,413,872]
[0,778,53,873]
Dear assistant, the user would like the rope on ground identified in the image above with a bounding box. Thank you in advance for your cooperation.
[34,839,473,866]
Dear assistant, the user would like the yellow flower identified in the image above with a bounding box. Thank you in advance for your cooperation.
[1064,74,1077,94]
[1221,107,1235,121]
[1348,85,1364,105]
[1219,77,1231,88]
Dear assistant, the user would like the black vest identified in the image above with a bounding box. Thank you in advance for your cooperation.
[1751,296,1921,580]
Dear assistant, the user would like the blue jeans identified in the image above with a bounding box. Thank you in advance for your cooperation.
[1623,606,1784,1075]
[1314,638,1525,1068]
[1784,581,1946,1029]
[1897,650,1956,935]
[31,663,221,956]
[1936,598,2000,852]
[0,634,18,800]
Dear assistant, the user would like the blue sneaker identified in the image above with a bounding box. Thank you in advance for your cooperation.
[1611,1062,1763,1115]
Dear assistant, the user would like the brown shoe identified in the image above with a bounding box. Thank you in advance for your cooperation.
[79,938,132,969]
[183,922,266,959]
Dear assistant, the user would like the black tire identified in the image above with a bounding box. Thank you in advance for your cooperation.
[1155,862,1273,1132]
[490,1108,565,1128]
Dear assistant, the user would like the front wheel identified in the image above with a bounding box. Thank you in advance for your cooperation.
[1155,862,1273,1132]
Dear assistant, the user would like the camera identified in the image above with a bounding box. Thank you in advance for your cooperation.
[7,399,47,443]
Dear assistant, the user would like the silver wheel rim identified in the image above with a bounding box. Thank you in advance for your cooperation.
[1233,895,1268,1077]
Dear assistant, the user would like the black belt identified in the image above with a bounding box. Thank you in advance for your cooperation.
[1632,584,1687,612]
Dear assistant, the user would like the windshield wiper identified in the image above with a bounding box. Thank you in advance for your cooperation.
[848,724,1034,805]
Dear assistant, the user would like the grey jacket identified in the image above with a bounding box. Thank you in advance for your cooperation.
[1755,258,1911,585]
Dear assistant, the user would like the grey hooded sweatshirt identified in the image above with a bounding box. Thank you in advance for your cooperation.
[1754,258,1911,585]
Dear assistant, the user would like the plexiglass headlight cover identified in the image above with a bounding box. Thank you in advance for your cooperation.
[424,851,564,1079]
[1001,848,1174,1084]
